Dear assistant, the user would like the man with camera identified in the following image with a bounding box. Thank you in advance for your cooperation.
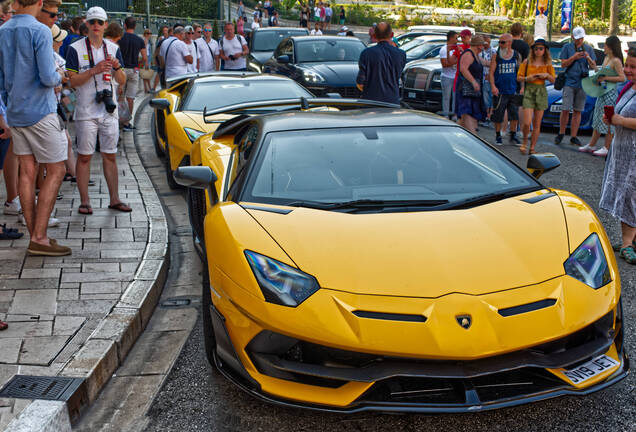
[557,26,596,146]
[219,22,248,71]
[65,7,131,215]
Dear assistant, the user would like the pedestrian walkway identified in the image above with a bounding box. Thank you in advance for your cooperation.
[0,128,168,429]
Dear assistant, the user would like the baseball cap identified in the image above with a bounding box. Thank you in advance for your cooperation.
[460,29,472,37]
[51,24,67,42]
[86,6,107,22]
[341,26,348,31]
[184,25,194,32]
[572,26,585,40]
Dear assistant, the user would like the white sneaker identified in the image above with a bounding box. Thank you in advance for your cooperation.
[3,197,21,215]
[18,215,59,228]
[578,144,596,153]
[593,147,609,157]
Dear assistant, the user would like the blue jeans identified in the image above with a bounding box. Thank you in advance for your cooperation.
[482,80,493,110]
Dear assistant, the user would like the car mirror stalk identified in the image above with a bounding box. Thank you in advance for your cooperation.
[527,153,561,179]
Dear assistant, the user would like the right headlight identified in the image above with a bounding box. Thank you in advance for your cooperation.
[564,233,611,289]
[302,70,325,83]
[244,250,320,307]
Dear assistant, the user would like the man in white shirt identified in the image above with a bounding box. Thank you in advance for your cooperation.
[183,25,200,73]
[159,26,193,82]
[310,22,322,36]
[195,22,220,72]
[251,17,260,31]
[439,30,458,119]
[219,22,248,71]
[65,7,131,216]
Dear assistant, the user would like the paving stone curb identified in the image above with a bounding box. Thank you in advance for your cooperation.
[4,110,170,430]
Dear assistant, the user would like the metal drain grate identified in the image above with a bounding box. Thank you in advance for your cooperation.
[0,375,84,401]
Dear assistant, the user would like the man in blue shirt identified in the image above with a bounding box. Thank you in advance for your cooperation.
[0,0,71,256]
[356,22,406,105]
[557,26,596,146]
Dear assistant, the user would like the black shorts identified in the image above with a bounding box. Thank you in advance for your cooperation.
[491,94,520,123]
[300,19,307,27]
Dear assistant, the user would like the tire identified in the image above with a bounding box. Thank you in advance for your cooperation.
[164,143,181,190]
[151,111,165,158]
[201,262,217,367]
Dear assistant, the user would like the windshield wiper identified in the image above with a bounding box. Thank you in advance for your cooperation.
[441,187,541,210]
[287,199,449,210]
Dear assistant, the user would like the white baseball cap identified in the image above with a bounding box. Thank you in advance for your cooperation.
[572,26,586,40]
[86,6,107,22]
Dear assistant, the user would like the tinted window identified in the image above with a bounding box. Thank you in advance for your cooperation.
[253,29,308,51]
[295,39,365,63]
[405,43,443,61]
[182,80,312,112]
[245,126,538,206]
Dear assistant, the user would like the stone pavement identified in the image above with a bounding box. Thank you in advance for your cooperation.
[0,124,168,429]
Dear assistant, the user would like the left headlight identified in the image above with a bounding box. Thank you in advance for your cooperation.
[564,233,611,289]
[244,250,320,307]
[184,128,206,143]
[302,70,325,83]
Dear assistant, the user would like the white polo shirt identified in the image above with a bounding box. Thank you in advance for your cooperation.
[220,35,247,70]
[65,38,125,121]
[195,38,220,72]
[185,40,199,73]
[160,36,191,79]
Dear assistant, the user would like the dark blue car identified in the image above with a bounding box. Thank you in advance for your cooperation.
[262,36,366,98]
[542,83,596,131]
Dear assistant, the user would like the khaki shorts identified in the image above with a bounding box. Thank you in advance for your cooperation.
[11,113,67,163]
[76,116,119,155]
[522,83,548,111]
[124,68,140,99]
[562,86,586,112]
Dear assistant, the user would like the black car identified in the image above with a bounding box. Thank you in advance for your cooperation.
[263,35,366,98]
[247,27,309,73]
[400,58,443,113]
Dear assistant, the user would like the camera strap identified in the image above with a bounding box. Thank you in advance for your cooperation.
[85,38,113,95]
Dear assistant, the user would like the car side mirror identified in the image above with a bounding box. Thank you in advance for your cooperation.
[174,166,217,189]
[527,153,561,179]
[276,55,290,64]
[150,98,171,110]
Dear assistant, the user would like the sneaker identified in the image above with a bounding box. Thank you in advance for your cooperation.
[554,134,564,145]
[570,137,582,146]
[18,215,59,228]
[27,238,71,257]
[578,144,596,153]
[495,135,502,145]
[509,133,521,145]
[593,147,608,157]
[0,224,24,240]
[3,197,21,215]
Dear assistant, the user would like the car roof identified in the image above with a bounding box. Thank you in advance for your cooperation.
[251,109,454,134]
[290,35,364,42]
[253,26,308,32]
[413,35,446,41]
[190,73,295,84]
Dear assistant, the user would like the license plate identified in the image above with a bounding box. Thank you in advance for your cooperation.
[550,104,563,113]
[408,92,416,99]
[562,354,619,385]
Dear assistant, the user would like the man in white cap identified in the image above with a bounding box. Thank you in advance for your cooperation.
[65,6,131,216]
[158,26,193,82]
[556,26,596,146]
[183,25,199,73]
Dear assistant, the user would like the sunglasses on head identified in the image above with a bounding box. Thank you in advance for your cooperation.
[88,19,104,25]
[41,9,59,18]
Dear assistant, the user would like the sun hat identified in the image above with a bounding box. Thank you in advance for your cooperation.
[532,37,547,47]
[86,6,107,22]
[51,24,67,43]
[572,26,586,40]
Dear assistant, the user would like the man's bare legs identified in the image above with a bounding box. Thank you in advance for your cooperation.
[102,152,122,205]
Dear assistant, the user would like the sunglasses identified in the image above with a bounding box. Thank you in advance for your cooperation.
[186,32,194,34]
[533,46,545,50]
[41,8,60,18]
[88,19,104,25]
[203,29,212,32]
[499,41,507,44]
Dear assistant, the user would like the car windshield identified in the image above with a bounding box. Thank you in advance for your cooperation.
[400,38,428,52]
[405,42,442,61]
[182,80,313,112]
[253,29,308,51]
[295,39,365,63]
[243,126,539,209]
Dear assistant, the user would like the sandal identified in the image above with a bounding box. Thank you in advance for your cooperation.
[63,173,73,181]
[613,240,636,251]
[619,246,636,264]
[78,204,93,215]
[0,320,7,331]
[108,202,132,213]
[529,147,537,155]
[519,145,527,154]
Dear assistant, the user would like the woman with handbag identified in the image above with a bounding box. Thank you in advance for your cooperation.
[455,35,486,133]
[579,36,625,157]
[600,47,636,264]
[517,38,555,154]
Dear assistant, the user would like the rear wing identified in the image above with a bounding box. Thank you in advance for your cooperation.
[202,97,400,123]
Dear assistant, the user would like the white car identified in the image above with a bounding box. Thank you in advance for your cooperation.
[408,25,475,34]
[558,34,635,55]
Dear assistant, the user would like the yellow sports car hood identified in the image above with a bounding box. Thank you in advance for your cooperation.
[245,193,569,297]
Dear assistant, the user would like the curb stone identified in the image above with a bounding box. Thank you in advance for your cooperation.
[3,108,170,430]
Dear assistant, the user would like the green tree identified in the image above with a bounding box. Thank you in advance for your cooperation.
[610,0,619,33]
[632,0,636,27]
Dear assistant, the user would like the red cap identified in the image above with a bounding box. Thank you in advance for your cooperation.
[460,29,472,37]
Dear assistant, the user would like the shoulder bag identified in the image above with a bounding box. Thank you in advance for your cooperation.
[554,49,577,91]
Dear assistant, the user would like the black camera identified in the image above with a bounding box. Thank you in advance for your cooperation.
[95,89,116,113]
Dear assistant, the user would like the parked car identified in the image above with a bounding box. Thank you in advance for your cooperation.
[404,41,445,63]
[263,35,366,98]
[400,58,443,113]
[541,83,596,131]
[247,27,309,73]
[408,24,475,34]
[396,31,446,48]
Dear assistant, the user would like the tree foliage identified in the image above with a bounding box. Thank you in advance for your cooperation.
[133,0,218,19]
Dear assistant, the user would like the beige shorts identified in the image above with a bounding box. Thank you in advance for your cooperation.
[76,116,119,155]
[124,68,140,99]
[11,113,67,163]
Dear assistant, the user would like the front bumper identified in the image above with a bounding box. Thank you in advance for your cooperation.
[400,88,442,113]
[208,297,629,413]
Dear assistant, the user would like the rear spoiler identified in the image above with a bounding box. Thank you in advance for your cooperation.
[202,97,400,124]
